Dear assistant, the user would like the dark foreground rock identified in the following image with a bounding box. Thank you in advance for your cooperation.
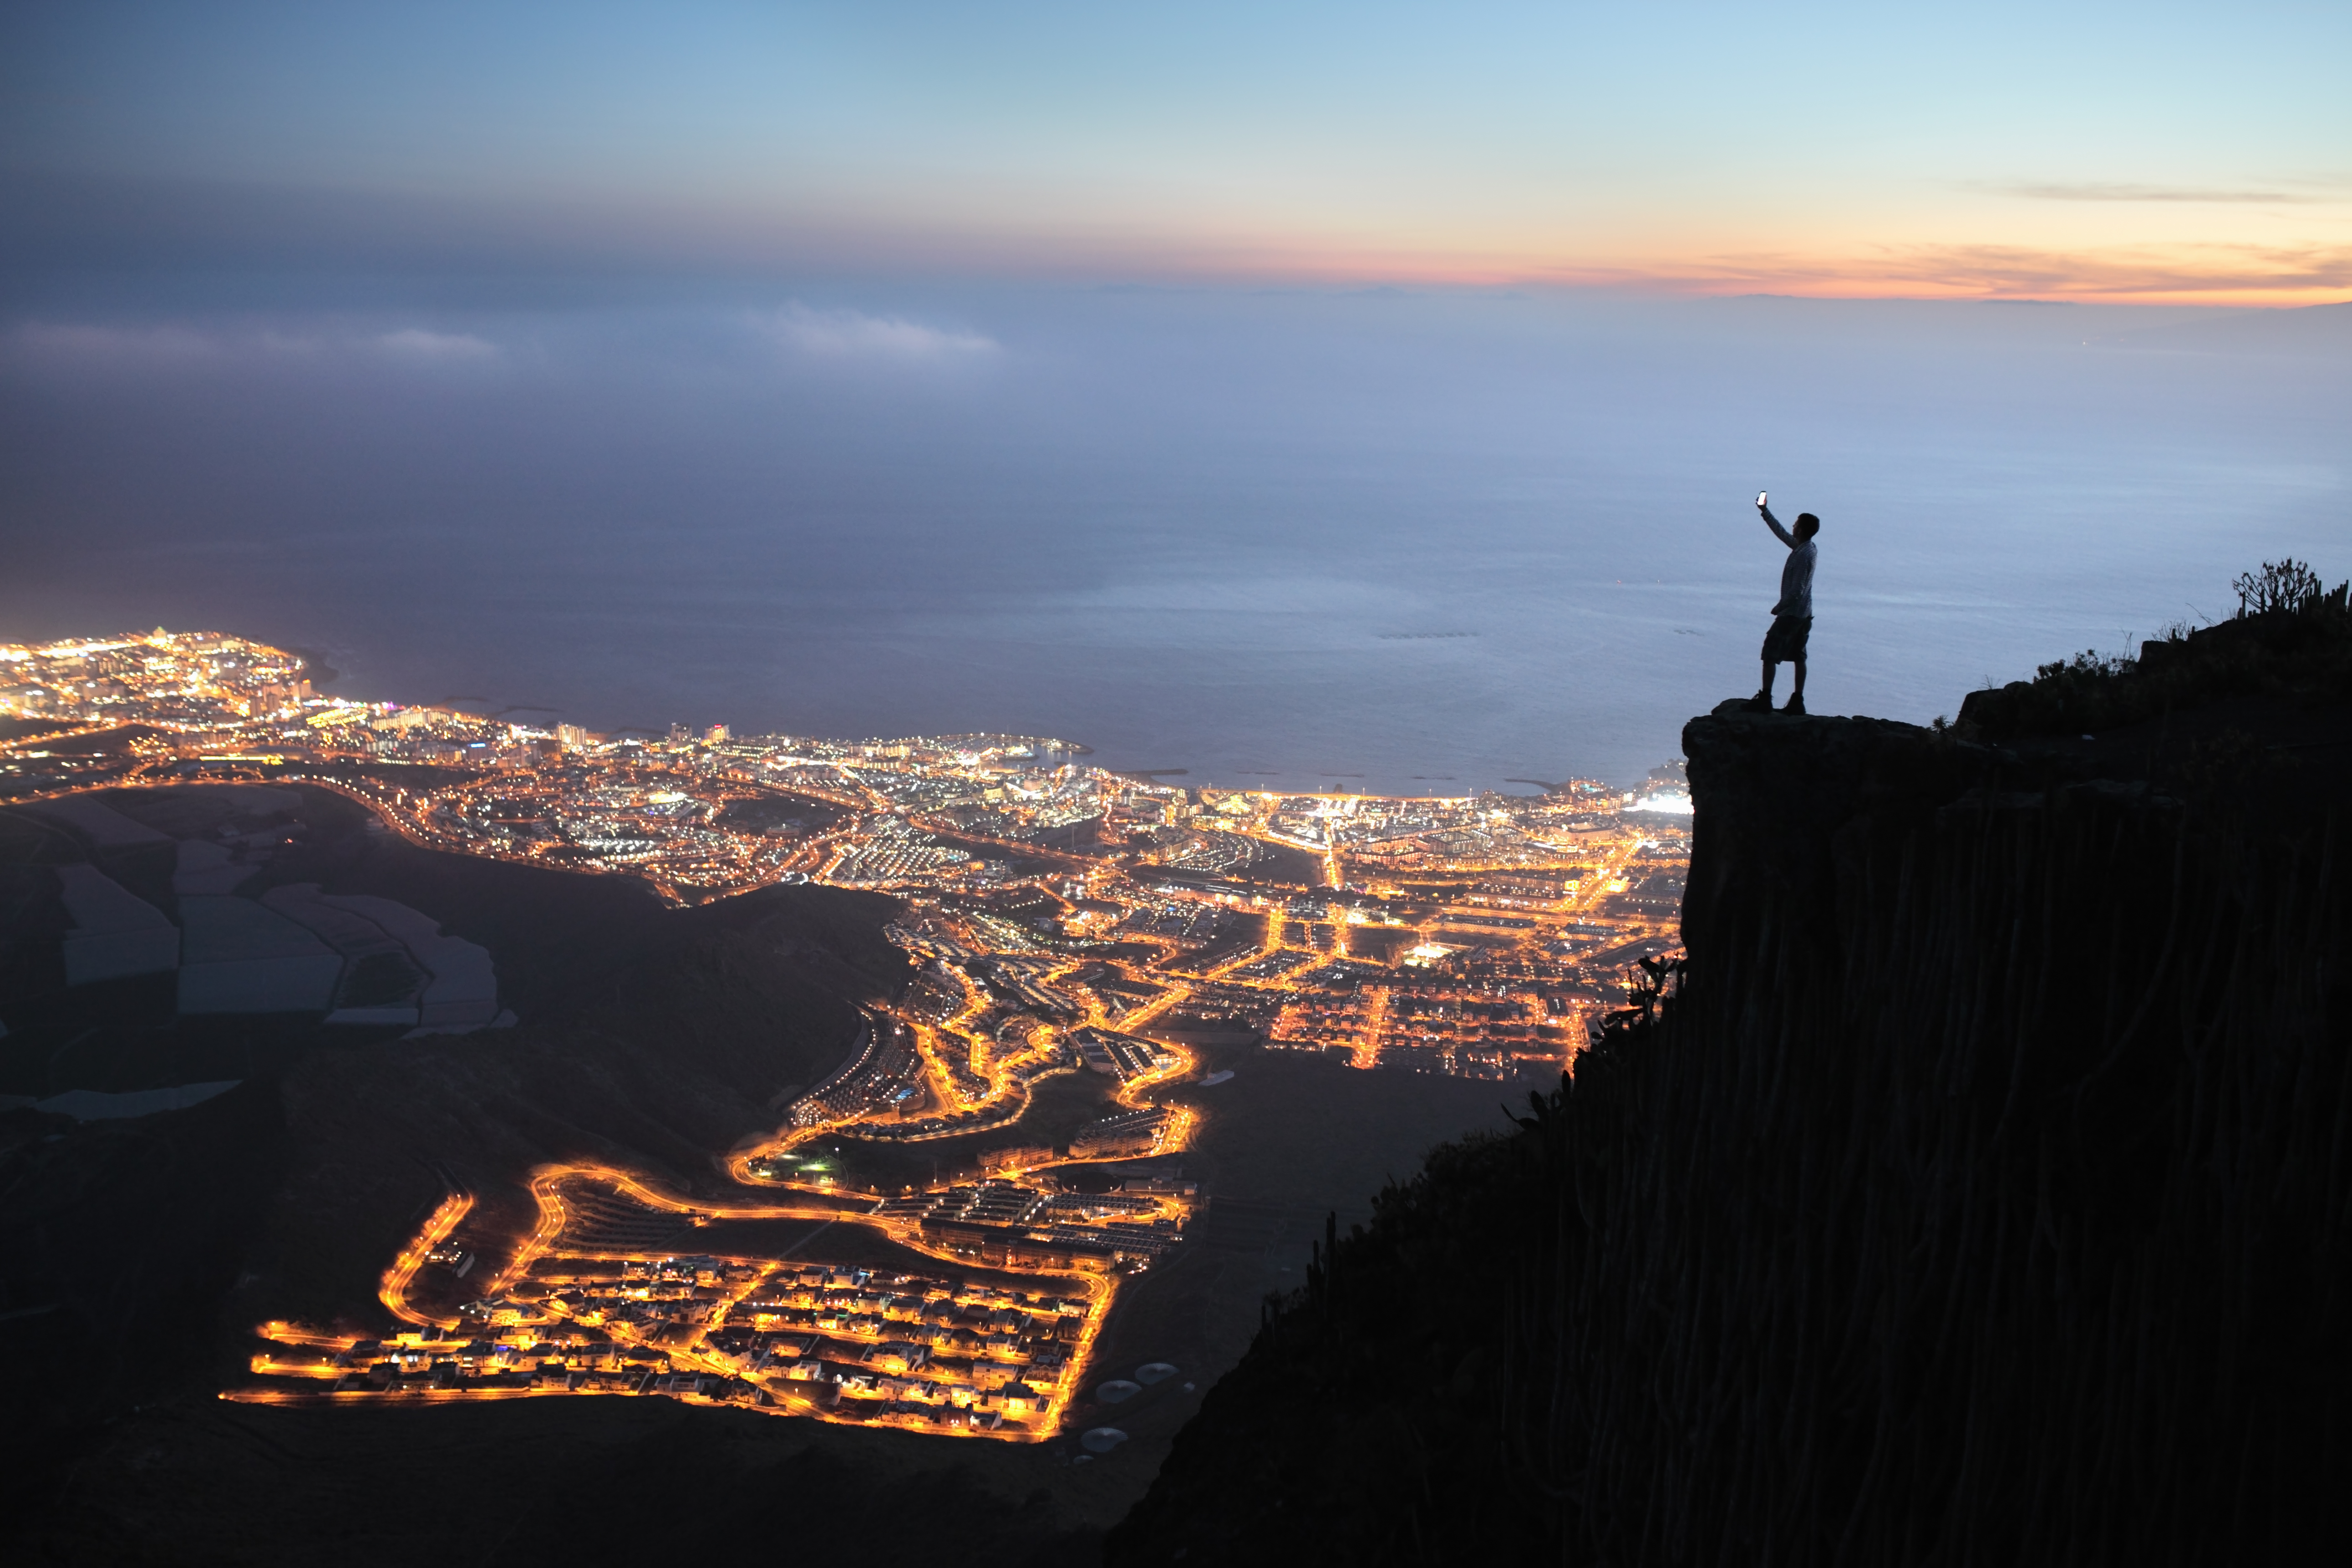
[1109,673,2352,1563]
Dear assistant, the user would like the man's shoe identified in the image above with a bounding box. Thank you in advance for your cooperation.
[1782,695,1806,715]
[1746,690,1774,713]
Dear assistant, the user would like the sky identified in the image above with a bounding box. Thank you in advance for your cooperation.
[1,2,2345,787]
[4,0,2348,303]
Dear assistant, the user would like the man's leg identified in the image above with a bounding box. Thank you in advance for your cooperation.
[1791,657,1806,700]
[1756,660,1776,705]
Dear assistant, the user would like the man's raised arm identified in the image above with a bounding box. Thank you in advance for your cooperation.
[1758,496,1797,548]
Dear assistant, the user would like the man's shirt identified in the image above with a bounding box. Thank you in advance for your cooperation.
[1760,504,1816,618]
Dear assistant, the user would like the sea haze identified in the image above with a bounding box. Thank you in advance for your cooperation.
[2,287,2344,793]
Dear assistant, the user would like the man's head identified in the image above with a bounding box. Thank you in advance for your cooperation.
[1795,513,1820,541]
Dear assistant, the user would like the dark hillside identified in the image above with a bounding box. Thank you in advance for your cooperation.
[256,876,913,1329]
[1110,580,2352,1564]
[14,1392,1105,1568]
[0,1084,284,1525]
[0,792,920,1559]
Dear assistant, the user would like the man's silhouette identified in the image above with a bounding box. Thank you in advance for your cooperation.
[1750,491,1818,715]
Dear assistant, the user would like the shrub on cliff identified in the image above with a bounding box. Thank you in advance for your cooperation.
[1959,558,2351,739]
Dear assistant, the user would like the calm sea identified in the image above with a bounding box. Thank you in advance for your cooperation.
[4,288,2345,794]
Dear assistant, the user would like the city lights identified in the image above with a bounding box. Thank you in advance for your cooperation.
[8,627,1687,1443]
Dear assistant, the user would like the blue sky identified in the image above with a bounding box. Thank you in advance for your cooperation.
[5,0,2348,299]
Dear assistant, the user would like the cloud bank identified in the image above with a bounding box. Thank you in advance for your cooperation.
[1556,242,2352,306]
[5,319,507,373]
[756,304,997,361]
[1983,182,2313,205]
[376,327,498,362]
[13,321,221,362]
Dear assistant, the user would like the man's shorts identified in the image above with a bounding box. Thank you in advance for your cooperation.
[1761,614,1812,663]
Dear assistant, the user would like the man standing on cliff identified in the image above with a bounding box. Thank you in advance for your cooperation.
[1749,490,1818,714]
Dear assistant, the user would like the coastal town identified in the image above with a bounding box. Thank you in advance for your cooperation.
[5,626,1689,1441]
[1,627,1691,1084]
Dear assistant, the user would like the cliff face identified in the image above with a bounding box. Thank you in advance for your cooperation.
[1666,707,2347,1559]
[1108,697,2351,1564]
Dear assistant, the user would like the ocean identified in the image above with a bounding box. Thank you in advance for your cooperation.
[4,287,2345,794]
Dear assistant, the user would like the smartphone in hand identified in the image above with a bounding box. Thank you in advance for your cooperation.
[1756,490,1768,507]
